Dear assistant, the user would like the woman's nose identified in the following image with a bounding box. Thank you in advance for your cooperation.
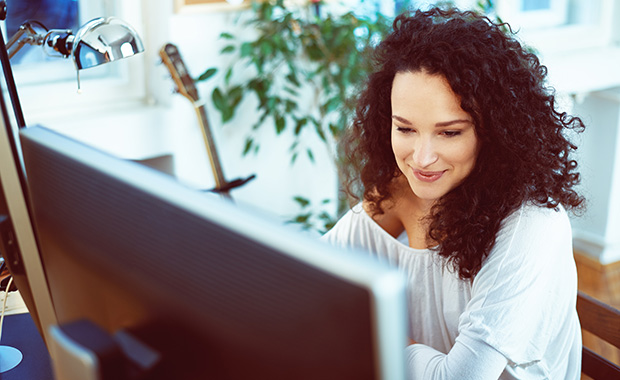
[412,137,438,168]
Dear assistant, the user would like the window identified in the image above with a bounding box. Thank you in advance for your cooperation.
[1,0,146,119]
[7,0,80,64]
[495,0,616,54]
[498,0,568,29]
[4,0,111,85]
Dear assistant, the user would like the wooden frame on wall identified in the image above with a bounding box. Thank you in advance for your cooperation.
[174,0,251,13]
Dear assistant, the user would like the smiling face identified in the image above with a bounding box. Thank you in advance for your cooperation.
[391,70,479,205]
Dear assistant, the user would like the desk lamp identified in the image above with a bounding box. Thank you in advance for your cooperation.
[7,16,145,93]
[0,3,144,374]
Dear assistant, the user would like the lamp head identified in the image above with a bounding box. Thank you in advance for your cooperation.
[70,17,144,70]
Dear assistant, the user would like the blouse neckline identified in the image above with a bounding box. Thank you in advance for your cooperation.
[353,203,432,254]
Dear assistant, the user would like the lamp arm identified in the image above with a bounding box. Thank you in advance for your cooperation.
[6,22,49,59]
[42,31,75,58]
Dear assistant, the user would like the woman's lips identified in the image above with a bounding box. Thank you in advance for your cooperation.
[413,169,445,183]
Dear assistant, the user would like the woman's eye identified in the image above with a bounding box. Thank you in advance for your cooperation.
[442,130,462,137]
[396,126,415,133]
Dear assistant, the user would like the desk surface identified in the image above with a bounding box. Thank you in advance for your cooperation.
[3,290,28,316]
[0,312,53,379]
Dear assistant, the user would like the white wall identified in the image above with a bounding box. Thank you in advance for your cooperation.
[571,89,620,263]
[22,0,339,229]
[167,5,338,218]
[505,0,620,263]
[16,0,620,257]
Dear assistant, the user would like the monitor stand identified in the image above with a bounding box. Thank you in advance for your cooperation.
[0,274,23,373]
[48,320,160,380]
[0,345,23,372]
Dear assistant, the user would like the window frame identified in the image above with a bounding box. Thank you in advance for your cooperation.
[2,0,147,120]
[497,0,569,29]
[496,0,616,55]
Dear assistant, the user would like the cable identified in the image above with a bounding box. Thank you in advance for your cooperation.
[22,20,49,32]
[0,275,14,342]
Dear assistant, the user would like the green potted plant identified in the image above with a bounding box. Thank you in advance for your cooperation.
[197,0,391,231]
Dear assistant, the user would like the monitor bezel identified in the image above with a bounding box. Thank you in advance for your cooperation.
[20,125,408,380]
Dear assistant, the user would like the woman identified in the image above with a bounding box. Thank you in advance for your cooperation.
[324,7,585,379]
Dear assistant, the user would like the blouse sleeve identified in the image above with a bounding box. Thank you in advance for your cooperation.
[457,204,578,373]
[406,335,508,379]
[327,204,578,378]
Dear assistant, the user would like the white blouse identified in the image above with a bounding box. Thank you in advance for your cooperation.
[323,203,581,379]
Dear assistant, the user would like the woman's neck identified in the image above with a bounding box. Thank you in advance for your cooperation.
[365,176,437,249]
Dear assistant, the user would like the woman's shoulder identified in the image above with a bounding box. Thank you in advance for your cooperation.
[501,202,571,235]
[490,202,573,264]
[361,198,407,239]
[325,202,395,236]
[323,203,374,239]
[475,202,576,295]
[322,202,399,249]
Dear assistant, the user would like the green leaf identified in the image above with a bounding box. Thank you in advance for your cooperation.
[321,75,332,93]
[230,90,244,110]
[306,45,324,61]
[318,211,332,221]
[285,99,297,113]
[289,140,299,152]
[293,196,310,208]
[314,123,326,142]
[240,42,253,58]
[328,123,341,138]
[294,118,308,135]
[283,86,299,96]
[196,68,217,82]
[260,40,273,56]
[229,86,243,102]
[275,115,285,134]
[324,96,341,114]
[243,138,254,156]
[293,213,311,224]
[267,97,277,110]
[220,45,235,54]
[222,107,234,123]
[211,88,226,113]
[323,220,336,232]
[307,148,315,163]
[256,110,269,127]
[285,72,300,87]
[224,67,233,86]
[272,33,286,53]
[220,32,235,39]
[262,2,273,20]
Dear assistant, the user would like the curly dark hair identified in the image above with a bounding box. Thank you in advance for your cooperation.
[340,7,585,280]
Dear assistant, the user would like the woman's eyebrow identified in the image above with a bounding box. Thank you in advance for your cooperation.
[392,115,472,127]
[435,119,472,127]
[391,115,412,125]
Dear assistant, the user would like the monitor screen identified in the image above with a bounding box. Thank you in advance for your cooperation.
[19,125,408,379]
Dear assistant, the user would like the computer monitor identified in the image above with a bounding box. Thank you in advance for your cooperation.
[0,43,58,345]
[17,125,408,380]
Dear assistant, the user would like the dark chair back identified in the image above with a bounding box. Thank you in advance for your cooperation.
[577,291,620,379]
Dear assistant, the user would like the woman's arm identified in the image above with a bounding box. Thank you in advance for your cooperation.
[406,335,507,379]
[406,205,577,379]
